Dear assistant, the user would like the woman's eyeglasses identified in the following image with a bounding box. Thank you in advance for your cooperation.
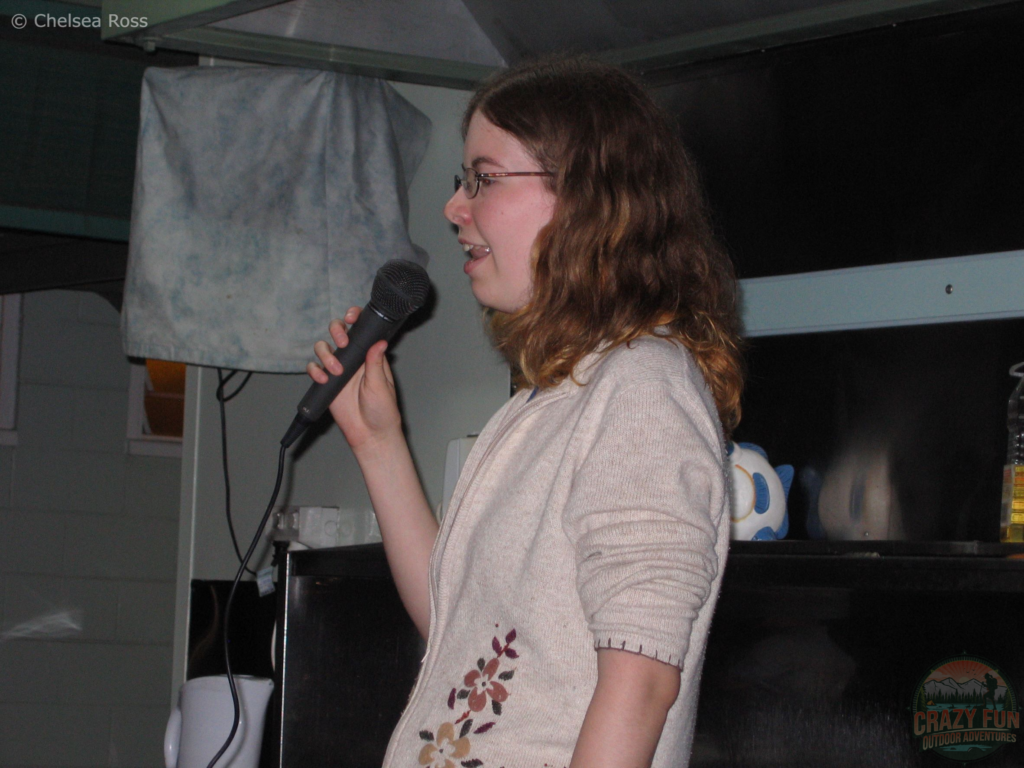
[454,166,554,199]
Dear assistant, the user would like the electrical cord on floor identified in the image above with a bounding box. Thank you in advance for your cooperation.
[216,368,255,575]
[206,441,287,768]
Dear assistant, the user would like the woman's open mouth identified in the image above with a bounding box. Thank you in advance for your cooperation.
[461,241,491,274]
[462,241,492,260]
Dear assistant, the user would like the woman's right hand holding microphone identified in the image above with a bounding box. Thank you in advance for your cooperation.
[306,307,403,452]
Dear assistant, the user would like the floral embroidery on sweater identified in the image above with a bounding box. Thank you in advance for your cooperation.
[417,628,518,767]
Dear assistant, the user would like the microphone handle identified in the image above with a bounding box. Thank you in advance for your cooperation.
[296,304,398,422]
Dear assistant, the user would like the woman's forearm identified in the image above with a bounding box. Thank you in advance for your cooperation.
[354,432,438,638]
[568,648,681,768]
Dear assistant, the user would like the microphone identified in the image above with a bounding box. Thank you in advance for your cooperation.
[281,259,431,448]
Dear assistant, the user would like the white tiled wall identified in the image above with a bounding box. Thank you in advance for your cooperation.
[0,291,180,768]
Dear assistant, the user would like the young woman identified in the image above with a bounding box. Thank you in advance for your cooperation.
[308,56,743,768]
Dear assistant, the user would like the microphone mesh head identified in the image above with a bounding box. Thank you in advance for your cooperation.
[371,260,431,320]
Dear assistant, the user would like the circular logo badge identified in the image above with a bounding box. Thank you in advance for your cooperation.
[912,655,1019,761]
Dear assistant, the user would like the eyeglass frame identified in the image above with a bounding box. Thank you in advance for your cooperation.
[454,166,555,199]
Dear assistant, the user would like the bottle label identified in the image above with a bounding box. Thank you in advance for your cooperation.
[1005,466,1024,524]
[256,566,275,597]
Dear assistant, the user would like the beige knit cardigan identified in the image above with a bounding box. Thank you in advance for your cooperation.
[382,336,730,768]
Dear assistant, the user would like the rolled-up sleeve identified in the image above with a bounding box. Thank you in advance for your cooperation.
[561,380,727,669]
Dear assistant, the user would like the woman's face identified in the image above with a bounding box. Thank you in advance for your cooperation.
[444,112,557,314]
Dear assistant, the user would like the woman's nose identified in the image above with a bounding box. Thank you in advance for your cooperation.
[444,188,470,226]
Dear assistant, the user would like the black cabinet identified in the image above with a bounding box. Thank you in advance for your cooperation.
[272,544,423,768]
[692,541,1024,767]
[192,542,1024,767]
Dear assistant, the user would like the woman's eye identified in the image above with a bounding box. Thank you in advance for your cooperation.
[478,177,495,187]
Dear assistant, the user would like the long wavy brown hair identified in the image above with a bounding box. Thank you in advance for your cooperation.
[466,56,744,435]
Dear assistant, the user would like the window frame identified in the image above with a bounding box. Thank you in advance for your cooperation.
[126,360,183,458]
[0,294,22,445]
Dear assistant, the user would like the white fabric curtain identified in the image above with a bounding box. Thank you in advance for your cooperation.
[121,66,432,372]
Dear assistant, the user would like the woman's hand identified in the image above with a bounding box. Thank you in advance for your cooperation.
[306,307,402,452]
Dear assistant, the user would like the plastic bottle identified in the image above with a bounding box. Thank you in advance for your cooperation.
[1000,362,1024,543]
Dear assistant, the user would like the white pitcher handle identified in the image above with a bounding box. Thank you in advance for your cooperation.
[164,704,182,768]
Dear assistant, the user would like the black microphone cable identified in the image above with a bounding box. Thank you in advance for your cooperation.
[216,368,256,574]
[205,442,286,768]
[205,259,430,768]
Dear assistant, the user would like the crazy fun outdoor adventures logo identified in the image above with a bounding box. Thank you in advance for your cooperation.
[912,655,1019,761]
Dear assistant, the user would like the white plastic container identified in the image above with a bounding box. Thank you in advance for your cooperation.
[164,675,274,768]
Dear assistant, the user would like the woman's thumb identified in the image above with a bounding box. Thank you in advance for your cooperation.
[363,340,389,383]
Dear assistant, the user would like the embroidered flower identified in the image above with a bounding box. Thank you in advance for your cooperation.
[418,722,471,768]
[463,657,509,712]
[418,627,518,766]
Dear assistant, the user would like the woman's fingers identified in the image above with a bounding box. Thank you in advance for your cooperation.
[309,308,372,388]
[305,360,329,384]
[328,320,347,348]
[313,339,343,376]
[328,307,362,346]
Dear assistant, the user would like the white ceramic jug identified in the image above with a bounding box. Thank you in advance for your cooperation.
[164,675,274,768]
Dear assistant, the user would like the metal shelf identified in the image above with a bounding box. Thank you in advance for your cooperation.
[726,540,1024,593]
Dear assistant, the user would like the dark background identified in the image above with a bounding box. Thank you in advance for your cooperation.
[654,2,1024,279]
[652,3,1024,542]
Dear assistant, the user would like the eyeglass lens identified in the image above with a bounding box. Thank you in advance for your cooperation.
[453,167,479,198]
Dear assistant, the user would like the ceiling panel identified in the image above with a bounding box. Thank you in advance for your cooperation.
[91,0,1021,87]
[459,0,837,62]
[211,0,505,66]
